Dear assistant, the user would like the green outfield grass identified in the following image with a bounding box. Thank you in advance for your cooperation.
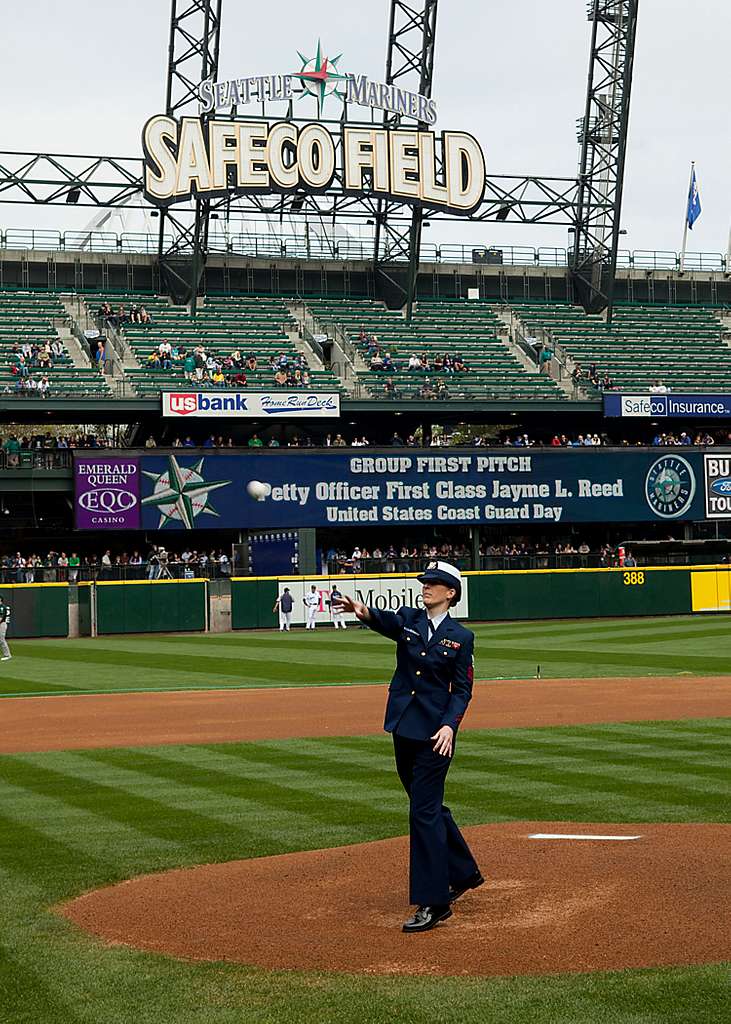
[0,719,728,1024]
[2,614,731,698]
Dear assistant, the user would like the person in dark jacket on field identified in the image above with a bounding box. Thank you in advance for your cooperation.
[333,561,483,932]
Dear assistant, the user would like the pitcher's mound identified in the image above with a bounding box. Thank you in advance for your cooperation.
[60,822,730,976]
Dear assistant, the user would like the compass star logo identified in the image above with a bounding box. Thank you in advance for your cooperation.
[141,456,231,530]
[294,40,348,115]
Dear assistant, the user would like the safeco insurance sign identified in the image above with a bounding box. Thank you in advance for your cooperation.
[161,391,340,418]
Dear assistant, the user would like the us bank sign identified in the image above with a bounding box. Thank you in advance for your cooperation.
[142,40,485,215]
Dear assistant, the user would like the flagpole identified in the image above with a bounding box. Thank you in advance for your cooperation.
[680,161,694,273]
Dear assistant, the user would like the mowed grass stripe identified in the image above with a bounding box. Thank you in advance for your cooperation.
[0,755,258,853]
[0,941,86,1024]
[77,747,405,845]
[472,735,730,778]
[0,809,113,897]
[483,642,731,674]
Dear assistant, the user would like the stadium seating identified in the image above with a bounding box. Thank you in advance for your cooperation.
[83,293,343,396]
[305,297,567,400]
[0,291,110,397]
[514,302,731,392]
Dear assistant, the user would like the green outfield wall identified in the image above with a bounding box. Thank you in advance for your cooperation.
[2,583,69,638]
[77,579,208,636]
[230,565,725,629]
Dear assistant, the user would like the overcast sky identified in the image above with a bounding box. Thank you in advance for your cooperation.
[0,0,728,257]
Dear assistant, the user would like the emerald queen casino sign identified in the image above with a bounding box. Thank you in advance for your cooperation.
[142,40,486,214]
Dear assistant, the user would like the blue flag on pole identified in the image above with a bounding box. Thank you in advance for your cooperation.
[687,167,702,229]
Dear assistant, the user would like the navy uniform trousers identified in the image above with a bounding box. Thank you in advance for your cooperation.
[393,732,479,906]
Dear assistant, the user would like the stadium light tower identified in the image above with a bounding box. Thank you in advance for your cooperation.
[157,0,223,311]
[373,1,439,320]
[571,0,639,322]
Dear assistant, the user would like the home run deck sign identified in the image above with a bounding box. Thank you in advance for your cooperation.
[142,41,486,215]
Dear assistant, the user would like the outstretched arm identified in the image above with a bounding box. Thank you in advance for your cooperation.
[332,595,407,641]
[331,594,371,622]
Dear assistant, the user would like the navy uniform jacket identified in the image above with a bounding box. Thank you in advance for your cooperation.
[367,606,475,740]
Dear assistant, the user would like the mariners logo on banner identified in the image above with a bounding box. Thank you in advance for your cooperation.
[644,456,696,519]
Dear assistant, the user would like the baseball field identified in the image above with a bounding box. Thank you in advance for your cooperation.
[0,615,728,1023]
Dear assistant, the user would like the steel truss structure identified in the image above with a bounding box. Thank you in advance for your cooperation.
[158,0,222,307]
[0,0,636,319]
[373,1,439,316]
[571,0,638,320]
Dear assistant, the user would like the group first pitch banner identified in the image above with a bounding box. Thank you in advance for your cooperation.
[73,449,715,530]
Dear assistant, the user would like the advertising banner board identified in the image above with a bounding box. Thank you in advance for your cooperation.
[161,391,340,418]
[72,449,718,530]
[604,393,731,418]
[74,457,141,529]
[275,574,469,626]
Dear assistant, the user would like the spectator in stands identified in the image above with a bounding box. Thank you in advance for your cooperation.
[51,338,63,359]
[248,434,264,448]
[147,350,161,369]
[246,355,257,372]
[274,368,288,386]
[418,379,435,399]
[390,432,405,447]
[407,353,421,370]
[370,352,384,371]
[144,436,157,448]
[37,344,52,368]
[37,376,49,397]
[139,306,151,325]
[211,368,225,386]
[649,380,669,393]
[419,353,430,371]
[233,370,247,387]
[383,378,398,398]
[332,434,347,447]
[183,436,195,447]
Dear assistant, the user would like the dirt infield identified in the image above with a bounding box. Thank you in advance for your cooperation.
[60,822,731,976]
[2,675,729,754]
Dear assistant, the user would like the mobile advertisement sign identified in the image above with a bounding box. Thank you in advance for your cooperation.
[277,574,469,626]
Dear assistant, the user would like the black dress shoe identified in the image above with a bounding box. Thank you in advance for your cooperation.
[402,904,452,933]
[448,871,485,903]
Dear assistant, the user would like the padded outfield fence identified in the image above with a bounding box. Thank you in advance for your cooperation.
[4,566,731,637]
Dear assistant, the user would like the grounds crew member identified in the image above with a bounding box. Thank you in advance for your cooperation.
[0,594,11,661]
[333,561,482,932]
[273,587,294,631]
[303,584,319,630]
[329,585,347,629]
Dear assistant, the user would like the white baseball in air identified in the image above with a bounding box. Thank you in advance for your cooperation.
[246,480,270,501]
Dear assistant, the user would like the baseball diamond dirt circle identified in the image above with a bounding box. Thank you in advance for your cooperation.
[60,822,730,976]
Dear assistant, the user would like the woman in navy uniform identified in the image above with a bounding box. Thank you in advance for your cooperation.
[333,561,483,932]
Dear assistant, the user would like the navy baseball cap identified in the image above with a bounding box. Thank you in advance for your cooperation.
[417,560,462,599]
